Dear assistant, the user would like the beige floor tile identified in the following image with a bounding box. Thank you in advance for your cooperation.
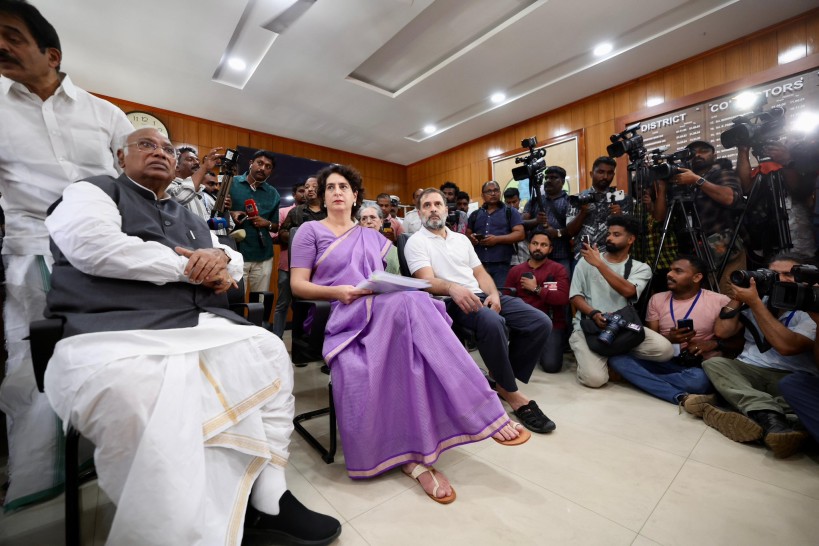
[336,522,371,546]
[478,421,685,531]
[641,459,819,546]
[690,427,819,500]
[350,456,636,546]
[631,535,663,546]
[285,463,344,522]
[288,431,471,521]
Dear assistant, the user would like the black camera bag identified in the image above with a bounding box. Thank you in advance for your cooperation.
[579,257,646,356]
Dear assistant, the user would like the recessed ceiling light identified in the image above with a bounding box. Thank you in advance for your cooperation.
[593,43,613,57]
[228,57,247,71]
[423,125,436,134]
[490,92,506,104]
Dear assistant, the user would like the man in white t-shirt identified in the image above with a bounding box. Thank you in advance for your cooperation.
[608,255,729,405]
[569,216,673,388]
[699,253,817,459]
[405,189,556,434]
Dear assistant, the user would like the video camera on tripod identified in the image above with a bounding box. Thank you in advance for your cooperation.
[512,136,547,212]
[720,99,786,153]
[607,122,645,161]
[649,148,693,181]
[568,187,627,208]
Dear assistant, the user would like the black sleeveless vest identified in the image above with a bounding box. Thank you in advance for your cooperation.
[47,174,250,337]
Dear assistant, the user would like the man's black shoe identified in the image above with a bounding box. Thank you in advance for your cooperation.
[514,401,556,434]
[750,410,807,459]
[243,490,341,546]
[750,410,792,435]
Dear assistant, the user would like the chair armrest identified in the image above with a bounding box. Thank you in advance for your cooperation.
[291,299,332,364]
[27,318,64,393]
[249,290,276,323]
[230,302,265,327]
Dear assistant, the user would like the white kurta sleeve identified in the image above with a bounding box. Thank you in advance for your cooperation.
[46,181,191,284]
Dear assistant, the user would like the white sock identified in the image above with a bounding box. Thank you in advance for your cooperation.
[250,465,287,515]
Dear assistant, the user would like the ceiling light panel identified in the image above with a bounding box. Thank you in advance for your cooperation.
[348,0,542,96]
[213,0,315,90]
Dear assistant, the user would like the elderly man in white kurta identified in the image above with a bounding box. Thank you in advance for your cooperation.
[0,2,134,509]
[43,128,341,545]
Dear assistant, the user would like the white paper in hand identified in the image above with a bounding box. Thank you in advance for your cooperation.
[355,271,430,293]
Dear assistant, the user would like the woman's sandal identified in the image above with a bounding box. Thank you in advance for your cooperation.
[492,421,531,446]
[403,464,456,504]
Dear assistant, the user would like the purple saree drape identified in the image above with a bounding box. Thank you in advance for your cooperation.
[291,223,508,478]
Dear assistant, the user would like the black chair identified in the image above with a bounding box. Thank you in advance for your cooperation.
[288,226,337,464]
[27,280,264,546]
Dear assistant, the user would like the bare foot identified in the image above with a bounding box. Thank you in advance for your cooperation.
[492,421,523,442]
[402,463,453,500]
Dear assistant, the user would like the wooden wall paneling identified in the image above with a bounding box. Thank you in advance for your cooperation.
[702,54,727,89]
[613,86,632,119]
[583,99,600,127]
[808,12,819,56]
[749,33,779,73]
[597,94,615,123]
[168,116,185,145]
[197,123,212,151]
[235,132,250,148]
[683,59,705,96]
[644,74,665,109]
[211,125,225,151]
[724,43,751,82]
[663,66,687,102]
[777,22,808,62]
[182,119,199,146]
[569,103,585,132]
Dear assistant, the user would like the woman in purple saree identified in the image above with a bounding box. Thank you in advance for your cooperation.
[290,165,528,504]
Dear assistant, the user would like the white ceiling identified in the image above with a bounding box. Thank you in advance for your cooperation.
[35,0,816,165]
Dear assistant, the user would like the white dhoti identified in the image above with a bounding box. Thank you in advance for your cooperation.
[0,254,63,510]
[44,313,294,546]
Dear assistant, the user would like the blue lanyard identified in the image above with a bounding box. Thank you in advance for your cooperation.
[783,310,796,328]
[669,290,701,323]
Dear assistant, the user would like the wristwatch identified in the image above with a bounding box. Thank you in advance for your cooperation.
[695,177,706,187]
[534,286,542,295]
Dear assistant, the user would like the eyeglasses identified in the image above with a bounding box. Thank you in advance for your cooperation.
[127,139,176,157]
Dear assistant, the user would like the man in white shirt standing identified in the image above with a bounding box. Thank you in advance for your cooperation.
[0,0,133,510]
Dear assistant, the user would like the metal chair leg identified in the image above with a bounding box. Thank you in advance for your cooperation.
[65,426,81,546]
[293,381,336,464]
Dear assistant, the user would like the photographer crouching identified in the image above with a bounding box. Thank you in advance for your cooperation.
[657,140,744,294]
[697,253,817,458]
[569,216,673,388]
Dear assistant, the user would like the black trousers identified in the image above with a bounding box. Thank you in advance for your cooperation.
[447,294,552,392]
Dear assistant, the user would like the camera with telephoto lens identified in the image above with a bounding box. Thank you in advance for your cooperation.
[649,148,694,180]
[511,137,547,214]
[446,202,459,227]
[771,265,819,313]
[720,100,786,150]
[598,312,629,345]
[568,188,626,208]
[607,122,645,160]
[568,190,596,207]
[730,268,778,295]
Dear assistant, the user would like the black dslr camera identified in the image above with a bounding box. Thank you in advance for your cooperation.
[598,312,628,345]
[771,265,819,313]
[511,137,547,214]
[730,268,779,295]
[446,202,459,228]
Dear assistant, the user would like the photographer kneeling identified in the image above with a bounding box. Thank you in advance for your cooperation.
[569,216,673,388]
[699,253,817,458]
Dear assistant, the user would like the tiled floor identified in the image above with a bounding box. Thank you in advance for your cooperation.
[3,336,819,545]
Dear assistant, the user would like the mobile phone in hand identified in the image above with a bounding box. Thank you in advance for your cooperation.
[580,234,591,246]
[677,319,694,330]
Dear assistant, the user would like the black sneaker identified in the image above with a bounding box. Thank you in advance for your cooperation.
[514,401,556,434]
[243,490,341,546]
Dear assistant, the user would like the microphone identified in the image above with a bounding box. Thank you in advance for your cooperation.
[207,217,229,230]
[244,198,266,246]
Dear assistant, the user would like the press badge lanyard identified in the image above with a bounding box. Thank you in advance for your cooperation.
[782,310,796,328]
[669,290,701,324]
